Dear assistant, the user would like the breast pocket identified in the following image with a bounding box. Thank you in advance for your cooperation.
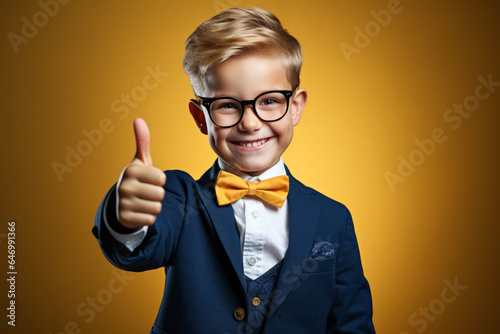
[290,256,337,308]
[302,256,336,274]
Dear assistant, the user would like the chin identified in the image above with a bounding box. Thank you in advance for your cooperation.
[240,162,274,175]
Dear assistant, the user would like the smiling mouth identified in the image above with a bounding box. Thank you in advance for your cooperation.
[233,138,270,147]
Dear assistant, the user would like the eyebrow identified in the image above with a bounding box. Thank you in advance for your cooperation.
[211,88,291,99]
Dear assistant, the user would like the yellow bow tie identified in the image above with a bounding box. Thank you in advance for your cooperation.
[215,170,289,208]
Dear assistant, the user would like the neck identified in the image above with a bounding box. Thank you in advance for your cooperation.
[217,158,285,180]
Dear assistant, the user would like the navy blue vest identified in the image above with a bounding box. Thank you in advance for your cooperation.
[243,260,284,334]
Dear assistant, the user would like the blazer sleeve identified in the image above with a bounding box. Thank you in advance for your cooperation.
[327,207,375,333]
[92,170,190,272]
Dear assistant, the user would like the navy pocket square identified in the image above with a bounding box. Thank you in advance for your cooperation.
[310,241,335,260]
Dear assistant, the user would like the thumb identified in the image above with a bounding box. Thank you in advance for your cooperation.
[133,118,153,166]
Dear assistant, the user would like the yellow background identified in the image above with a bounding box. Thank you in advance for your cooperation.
[1,0,499,332]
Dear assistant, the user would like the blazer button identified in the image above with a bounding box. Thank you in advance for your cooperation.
[251,297,261,307]
[234,307,246,321]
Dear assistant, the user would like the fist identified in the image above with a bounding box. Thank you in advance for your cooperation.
[118,118,166,229]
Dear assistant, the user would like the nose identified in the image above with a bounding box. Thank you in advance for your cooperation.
[237,105,263,132]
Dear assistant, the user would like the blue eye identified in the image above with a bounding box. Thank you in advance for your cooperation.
[220,103,238,109]
[212,99,241,113]
[261,99,277,105]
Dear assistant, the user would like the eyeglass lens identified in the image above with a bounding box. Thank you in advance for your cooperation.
[210,92,288,127]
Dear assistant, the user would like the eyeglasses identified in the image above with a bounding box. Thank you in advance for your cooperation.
[194,90,294,128]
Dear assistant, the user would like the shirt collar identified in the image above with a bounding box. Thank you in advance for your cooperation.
[217,157,286,182]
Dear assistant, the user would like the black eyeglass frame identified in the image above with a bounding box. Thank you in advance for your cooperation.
[193,90,294,128]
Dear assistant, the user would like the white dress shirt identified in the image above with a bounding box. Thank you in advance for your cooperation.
[104,158,290,279]
[218,158,289,279]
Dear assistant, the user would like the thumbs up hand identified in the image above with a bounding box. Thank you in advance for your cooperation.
[118,118,166,229]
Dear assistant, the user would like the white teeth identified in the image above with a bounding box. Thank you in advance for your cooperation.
[239,139,267,147]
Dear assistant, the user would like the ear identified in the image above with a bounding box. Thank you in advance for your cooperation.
[189,100,208,135]
[290,88,307,126]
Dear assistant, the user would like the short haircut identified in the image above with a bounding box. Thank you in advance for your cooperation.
[183,7,302,96]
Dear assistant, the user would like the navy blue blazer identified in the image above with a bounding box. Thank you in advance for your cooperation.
[93,162,375,333]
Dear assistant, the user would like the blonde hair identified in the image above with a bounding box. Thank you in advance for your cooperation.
[183,7,302,96]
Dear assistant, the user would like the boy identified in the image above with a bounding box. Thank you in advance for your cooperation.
[93,7,375,334]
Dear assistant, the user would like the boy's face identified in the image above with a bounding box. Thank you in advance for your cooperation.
[190,51,307,176]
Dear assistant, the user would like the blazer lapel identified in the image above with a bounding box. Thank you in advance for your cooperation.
[196,162,246,290]
[271,168,321,313]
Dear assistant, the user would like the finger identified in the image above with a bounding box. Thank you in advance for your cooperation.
[120,197,163,216]
[133,118,153,166]
[119,211,158,228]
[124,165,166,186]
[120,181,165,202]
